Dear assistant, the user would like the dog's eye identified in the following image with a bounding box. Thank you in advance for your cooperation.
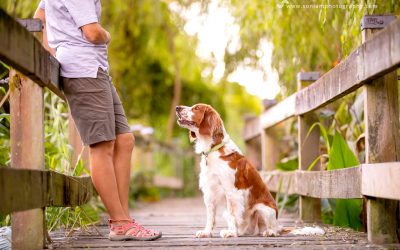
[193,106,199,110]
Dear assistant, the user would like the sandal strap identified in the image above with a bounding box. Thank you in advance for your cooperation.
[109,219,159,237]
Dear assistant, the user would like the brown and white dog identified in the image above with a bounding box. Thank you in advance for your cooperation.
[176,103,280,238]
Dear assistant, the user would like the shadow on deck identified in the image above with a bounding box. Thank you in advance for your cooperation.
[49,197,398,249]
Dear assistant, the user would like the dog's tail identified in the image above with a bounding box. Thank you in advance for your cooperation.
[280,226,325,236]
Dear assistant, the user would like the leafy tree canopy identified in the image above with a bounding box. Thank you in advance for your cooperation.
[225,0,400,97]
[1,0,261,145]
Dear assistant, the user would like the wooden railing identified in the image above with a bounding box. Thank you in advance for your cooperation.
[0,9,95,249]
[243,15,400,244]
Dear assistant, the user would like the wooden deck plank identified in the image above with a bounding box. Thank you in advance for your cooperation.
[49,197,399,249]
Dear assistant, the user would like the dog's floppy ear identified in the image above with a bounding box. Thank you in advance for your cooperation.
[189,131,196,143]
[199,106,224,144]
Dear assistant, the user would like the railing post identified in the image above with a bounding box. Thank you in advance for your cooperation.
[245,137,262,170]
[10,19,46,250]
[297,71,321,222]
[261,129,280,172]
[261,100,280,171]
[361,15,400,244]
[243,115,262,170]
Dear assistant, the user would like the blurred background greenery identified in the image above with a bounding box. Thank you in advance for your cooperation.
[0,0,399,232]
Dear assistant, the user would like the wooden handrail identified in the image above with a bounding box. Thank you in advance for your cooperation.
[0,9,63,98]
[243,18,400,140]
[0,168,94,215]
[260,162,400,200]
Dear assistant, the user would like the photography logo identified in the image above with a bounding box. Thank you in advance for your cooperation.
[277,0,289,9]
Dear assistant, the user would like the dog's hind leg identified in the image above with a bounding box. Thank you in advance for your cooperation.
[254,204,279,237]
[238,210,259,236]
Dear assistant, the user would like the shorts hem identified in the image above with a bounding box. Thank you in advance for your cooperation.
[116,128,132,135]
[85,135,116,146]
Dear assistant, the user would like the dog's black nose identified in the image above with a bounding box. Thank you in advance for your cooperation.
[176,106,182,112]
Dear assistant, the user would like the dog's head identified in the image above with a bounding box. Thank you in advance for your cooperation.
[176,104,224,144]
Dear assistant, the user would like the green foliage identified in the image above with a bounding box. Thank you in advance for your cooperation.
[0,214,10,227]
[326,131,362,230]
[0,112,10,166]
[181,154,198,197]
[0,0,39,18]
[226,0,400,97]
[307,122,332,153]
[331,92,364,143]
[0,64,10,166]
[276,156,298,171]
[327,131,359,170]
[129,170,161,202]
[46,203,100,233]
[44,91,71,172]
[277,194,298,215]
[101,0,261,144]
[308,123,363,230]
[333,199,363,230]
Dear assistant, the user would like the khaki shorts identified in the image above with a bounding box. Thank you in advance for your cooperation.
[62,68,131,146]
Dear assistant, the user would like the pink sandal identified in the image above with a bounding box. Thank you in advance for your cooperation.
[108,219,162,241]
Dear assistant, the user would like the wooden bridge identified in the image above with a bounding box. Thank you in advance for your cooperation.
[1,9,400,249]
[48,197,396,249]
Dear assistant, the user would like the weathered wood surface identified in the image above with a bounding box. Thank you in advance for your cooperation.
[49,197,400,249]
[260,163,400,199]
[261,127,281,172]
[261,171,296,195]
[242,116,260,141]
[10,69,46,249]
[0,168,95,215]
[362,163,400,200]
[243,18,400,139]
[297,77,321,222]
[244,135,262,170]
[363,23,400,244]
[0,10,63,98]
[296,168,362,199]
[259,94,296,130]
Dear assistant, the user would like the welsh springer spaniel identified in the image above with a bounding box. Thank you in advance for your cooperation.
[176,103,280,238]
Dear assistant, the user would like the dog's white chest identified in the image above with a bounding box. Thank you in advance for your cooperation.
[199,153,237,193]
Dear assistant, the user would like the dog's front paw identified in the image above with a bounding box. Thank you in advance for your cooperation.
[220,229,237,238]
[195,230,212,238]
[262,229,278,237]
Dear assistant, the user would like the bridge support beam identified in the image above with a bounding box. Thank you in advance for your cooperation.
[362,15,400,244]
